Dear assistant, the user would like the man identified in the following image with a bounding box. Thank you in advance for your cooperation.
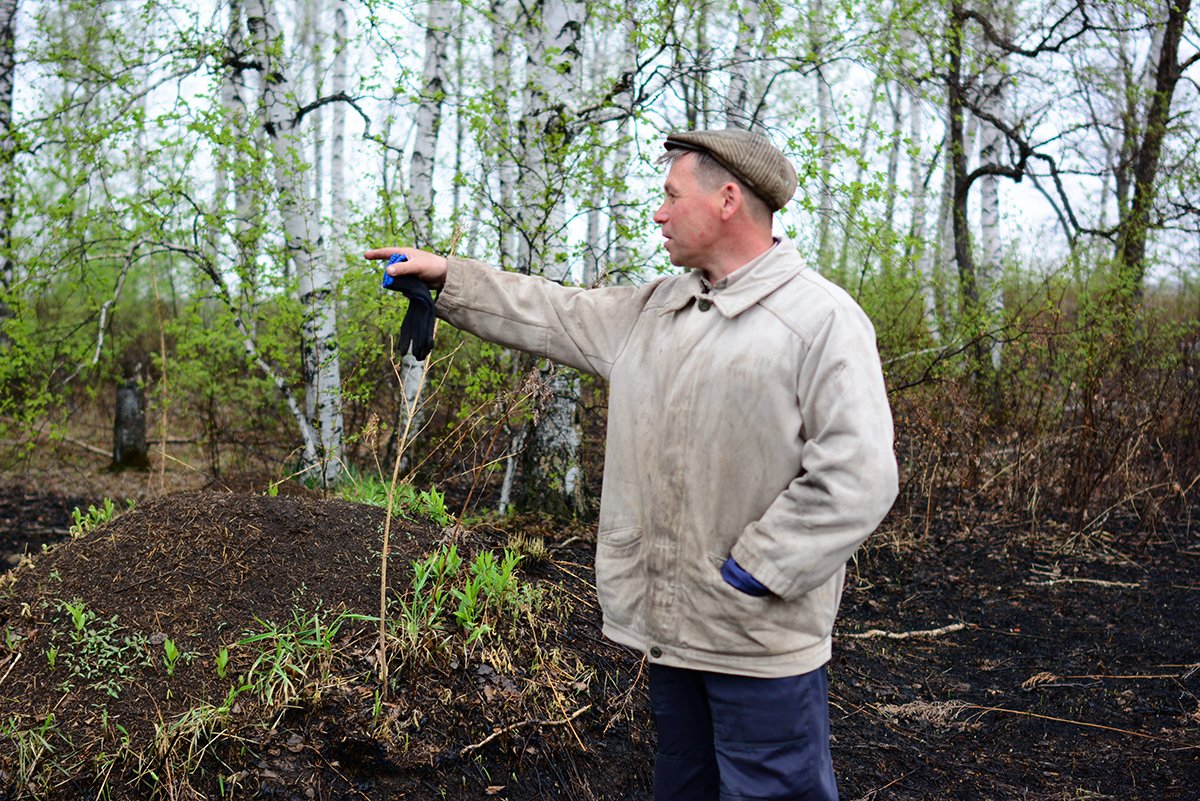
[365,128,898,801]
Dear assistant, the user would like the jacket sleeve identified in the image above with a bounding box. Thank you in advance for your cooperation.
[434,257,649,379]
[730,304,899,602]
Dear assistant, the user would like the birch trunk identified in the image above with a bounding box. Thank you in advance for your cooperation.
[724,1,759,129]
[0,0,16,314]
[883,86,902,275]
[513,0,586,517]
[247,0,343,487]
[811,0,835,274]
[489,0,517,272]
[976,4,1010,370]
[610,0,636,281]
[908,82,940,341]
[396,0,453,464]
[410,0,453,247]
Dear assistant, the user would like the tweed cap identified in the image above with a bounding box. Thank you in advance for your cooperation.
[664,128,797,211]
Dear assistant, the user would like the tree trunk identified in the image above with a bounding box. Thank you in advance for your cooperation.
[724,1,759,129]
[112,375,150,471]
[514,0,586,517]
[0,0,17,335]
[246,0,343,487]
[812,0,835,274]
[410,0,453,247]
[489,0,517,272]
[1116,0,1193,303]
[976,1,1011,370]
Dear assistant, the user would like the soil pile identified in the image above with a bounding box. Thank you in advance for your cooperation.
[0,490,651,800]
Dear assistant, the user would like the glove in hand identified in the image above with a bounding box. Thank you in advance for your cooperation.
[382,254,436,360]
[720,556,772,597]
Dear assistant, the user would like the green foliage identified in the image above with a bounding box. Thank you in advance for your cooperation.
[50,600,151,699]
[339,471,452,527]
[389,545,541,664]
[237,608,367,707]
[162,638,183,677]
[68,498,132,539]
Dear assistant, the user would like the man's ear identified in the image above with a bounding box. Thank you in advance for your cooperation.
[718,182,742,221]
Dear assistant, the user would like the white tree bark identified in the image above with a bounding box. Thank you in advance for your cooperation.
[610,0,636,282]
[246,0,343,487]
[976,6,1010,370]
[0,0,17,312]
[512,0,586,516]
[410,0,453,247]
[884,85,903,274]
[908,83,940,342]
[488,0,517,272]
[811,0,835,274]
[724,1,759,128]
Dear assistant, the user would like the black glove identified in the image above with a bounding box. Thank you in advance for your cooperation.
[382,255,436,360]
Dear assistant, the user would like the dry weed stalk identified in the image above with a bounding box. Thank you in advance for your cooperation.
[377,229,463,693]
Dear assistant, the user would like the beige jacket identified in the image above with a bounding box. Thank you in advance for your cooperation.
[437,238,898,678]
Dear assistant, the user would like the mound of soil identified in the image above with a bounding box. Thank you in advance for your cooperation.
[1,484,1197,800]
[0,489,651,800]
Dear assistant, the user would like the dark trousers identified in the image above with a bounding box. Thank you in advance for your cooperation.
[648,664,839,801]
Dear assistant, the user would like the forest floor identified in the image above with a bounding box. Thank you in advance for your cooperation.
[0,471,1198,801]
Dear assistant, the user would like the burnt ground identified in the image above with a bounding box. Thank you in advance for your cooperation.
[0,481,1197,801]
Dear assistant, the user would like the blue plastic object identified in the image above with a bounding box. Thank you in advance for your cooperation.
[381,253,408,290]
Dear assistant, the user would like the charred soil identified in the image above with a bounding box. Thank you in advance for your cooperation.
[0,483,1197,800]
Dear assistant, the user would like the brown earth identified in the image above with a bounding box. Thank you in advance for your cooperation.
[0,481,1197,800]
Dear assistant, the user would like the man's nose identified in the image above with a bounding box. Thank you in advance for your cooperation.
[653,204,668,224]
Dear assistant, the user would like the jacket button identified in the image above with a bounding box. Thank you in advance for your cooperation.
[697,298,712,312]
[649,646,663,658]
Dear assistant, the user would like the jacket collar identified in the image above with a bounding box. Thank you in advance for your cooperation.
[656,238,804,318]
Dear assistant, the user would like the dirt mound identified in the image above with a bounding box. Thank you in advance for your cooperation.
[0,490,652,800]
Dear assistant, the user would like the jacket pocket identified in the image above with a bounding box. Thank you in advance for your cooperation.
[594,527,644,630]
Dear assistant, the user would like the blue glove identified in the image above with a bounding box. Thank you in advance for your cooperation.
[382,253,436,360]
[720,556,771,597]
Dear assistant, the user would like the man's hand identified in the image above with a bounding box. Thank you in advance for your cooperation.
[364,247,449,291]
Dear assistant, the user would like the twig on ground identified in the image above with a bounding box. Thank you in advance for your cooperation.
[460,704,592,756]
[0,652,20,688]
[1026,576,1141,588]
[851,770,913,801]
[961,704,1186,743]
[843,622,967,640]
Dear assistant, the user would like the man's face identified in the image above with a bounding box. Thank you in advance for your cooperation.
[653,153,723,270]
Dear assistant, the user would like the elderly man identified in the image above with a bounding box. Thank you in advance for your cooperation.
[366,128,898,801]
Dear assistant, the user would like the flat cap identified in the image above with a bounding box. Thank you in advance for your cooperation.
[664,128,797,211]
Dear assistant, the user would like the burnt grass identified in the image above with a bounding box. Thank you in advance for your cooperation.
[0,482,1197,801]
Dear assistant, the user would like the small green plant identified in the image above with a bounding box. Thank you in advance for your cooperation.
[417,486,450,526]
[68,498,133,538]
[46,644,58,669]
[162,638,182,676]
[391,545,462,657]
[339,472,452,526]
[215,646,230,680]
[8,713,65,795]
[238,608,366,706]
[61,598,88,632]
[52,600,150,698]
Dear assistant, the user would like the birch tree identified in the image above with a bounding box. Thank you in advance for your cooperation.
[395,0,454,446]
[0,0,16,317]
[246,0,344,486]
[512,0,587,516]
